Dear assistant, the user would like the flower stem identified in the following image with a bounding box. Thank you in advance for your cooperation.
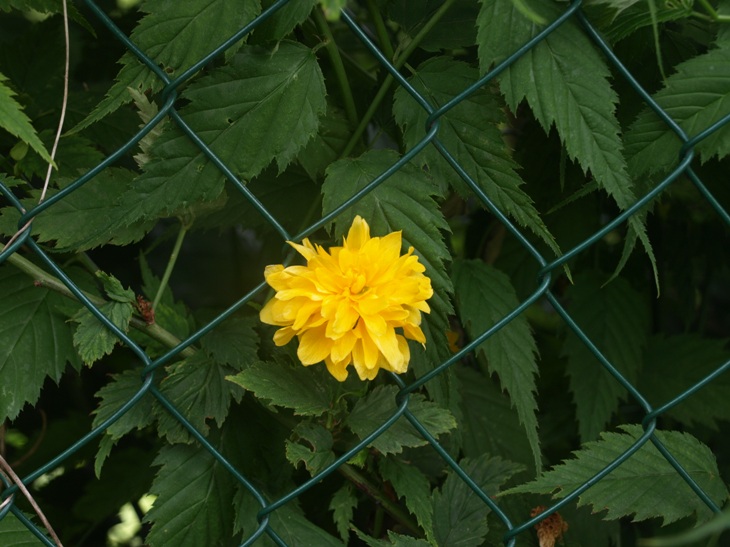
[2,244,195,358]
[337,463,422,537]
[340,0,457,158]
[313,8,359,129]
[152,221,187,312]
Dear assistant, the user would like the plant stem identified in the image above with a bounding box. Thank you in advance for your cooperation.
[696,0,730,21]
[340,0,457,158]
[2,245,195,358]
[152,222,187,312]
[72,251,101,275]
[366,0,395,61]
[313,8,359,129]
[337,463,422,538]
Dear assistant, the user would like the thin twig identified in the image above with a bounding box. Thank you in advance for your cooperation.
[4,0,70,248]
[0,454,64,547]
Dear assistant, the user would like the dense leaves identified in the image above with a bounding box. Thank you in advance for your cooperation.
[1,0,729,546]
[453,259,542,472]
[394,57,560,257]
[118,41,326,224]
[563,271,650,441]
[74,0,263,133]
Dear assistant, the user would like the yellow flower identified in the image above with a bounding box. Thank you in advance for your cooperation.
[260,216,433,381]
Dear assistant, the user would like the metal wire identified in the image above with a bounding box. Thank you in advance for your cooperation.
[0,0,728,545]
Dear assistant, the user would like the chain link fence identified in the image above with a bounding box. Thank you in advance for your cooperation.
[1,0,729,545]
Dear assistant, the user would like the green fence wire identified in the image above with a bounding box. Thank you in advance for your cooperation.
[1,0,729,545]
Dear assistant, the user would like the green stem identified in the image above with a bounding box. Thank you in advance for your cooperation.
[73,251,101,275]
[314,8,359,129]
[337,463,422,538]
[366,0,395,60]
[372,505,385,538]
[2,245,195,358]
[697,0,719,18]
[696,0,730,21]
[152,222,187,312]
[340,0,457,158]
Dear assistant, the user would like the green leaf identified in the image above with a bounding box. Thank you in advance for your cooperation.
[285,422,335,475]
[345,385,457,455]
[72,300,134,365]
[563,271,650,441]
[625,47,730,176]
[129,87,168,168]
[252,0,318,43]
[0,268,78,421]
[269,506,345,546]
[458,367,537,475]
[0,174,25,189]
[97,270,136,303]
[0,0,91,30]
[504,425,729,525]
[119,41,326,222]
[378,457,435,542]
[0,512,49,546]
[329,483,358,543]
[393,57,560,258]
[72,0,263,132]
[92,369,156,440]
[227,358,336,417]
[297,104,351,179]
[71,271,135,366]
[91,369,156,475]
[638,334,730,429]
[639,508,730,547]
[200,315,259,369]
[432,455,524,547]
[0,168,155,252]
[585,0,694,44]
[155,352,237,443]
[355,529,432,547]
[0,72,53,165]
[478,0,635,211]
[452,259,541,472]
[144,444,236,547]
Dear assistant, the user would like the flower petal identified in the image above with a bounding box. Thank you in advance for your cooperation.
[297,326,332,364]
[273,326,297,346]
[325,356,350,382]
[372,327,405,370]
[345,215,370,250]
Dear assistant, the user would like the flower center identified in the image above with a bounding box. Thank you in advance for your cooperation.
[345,270,367,295]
